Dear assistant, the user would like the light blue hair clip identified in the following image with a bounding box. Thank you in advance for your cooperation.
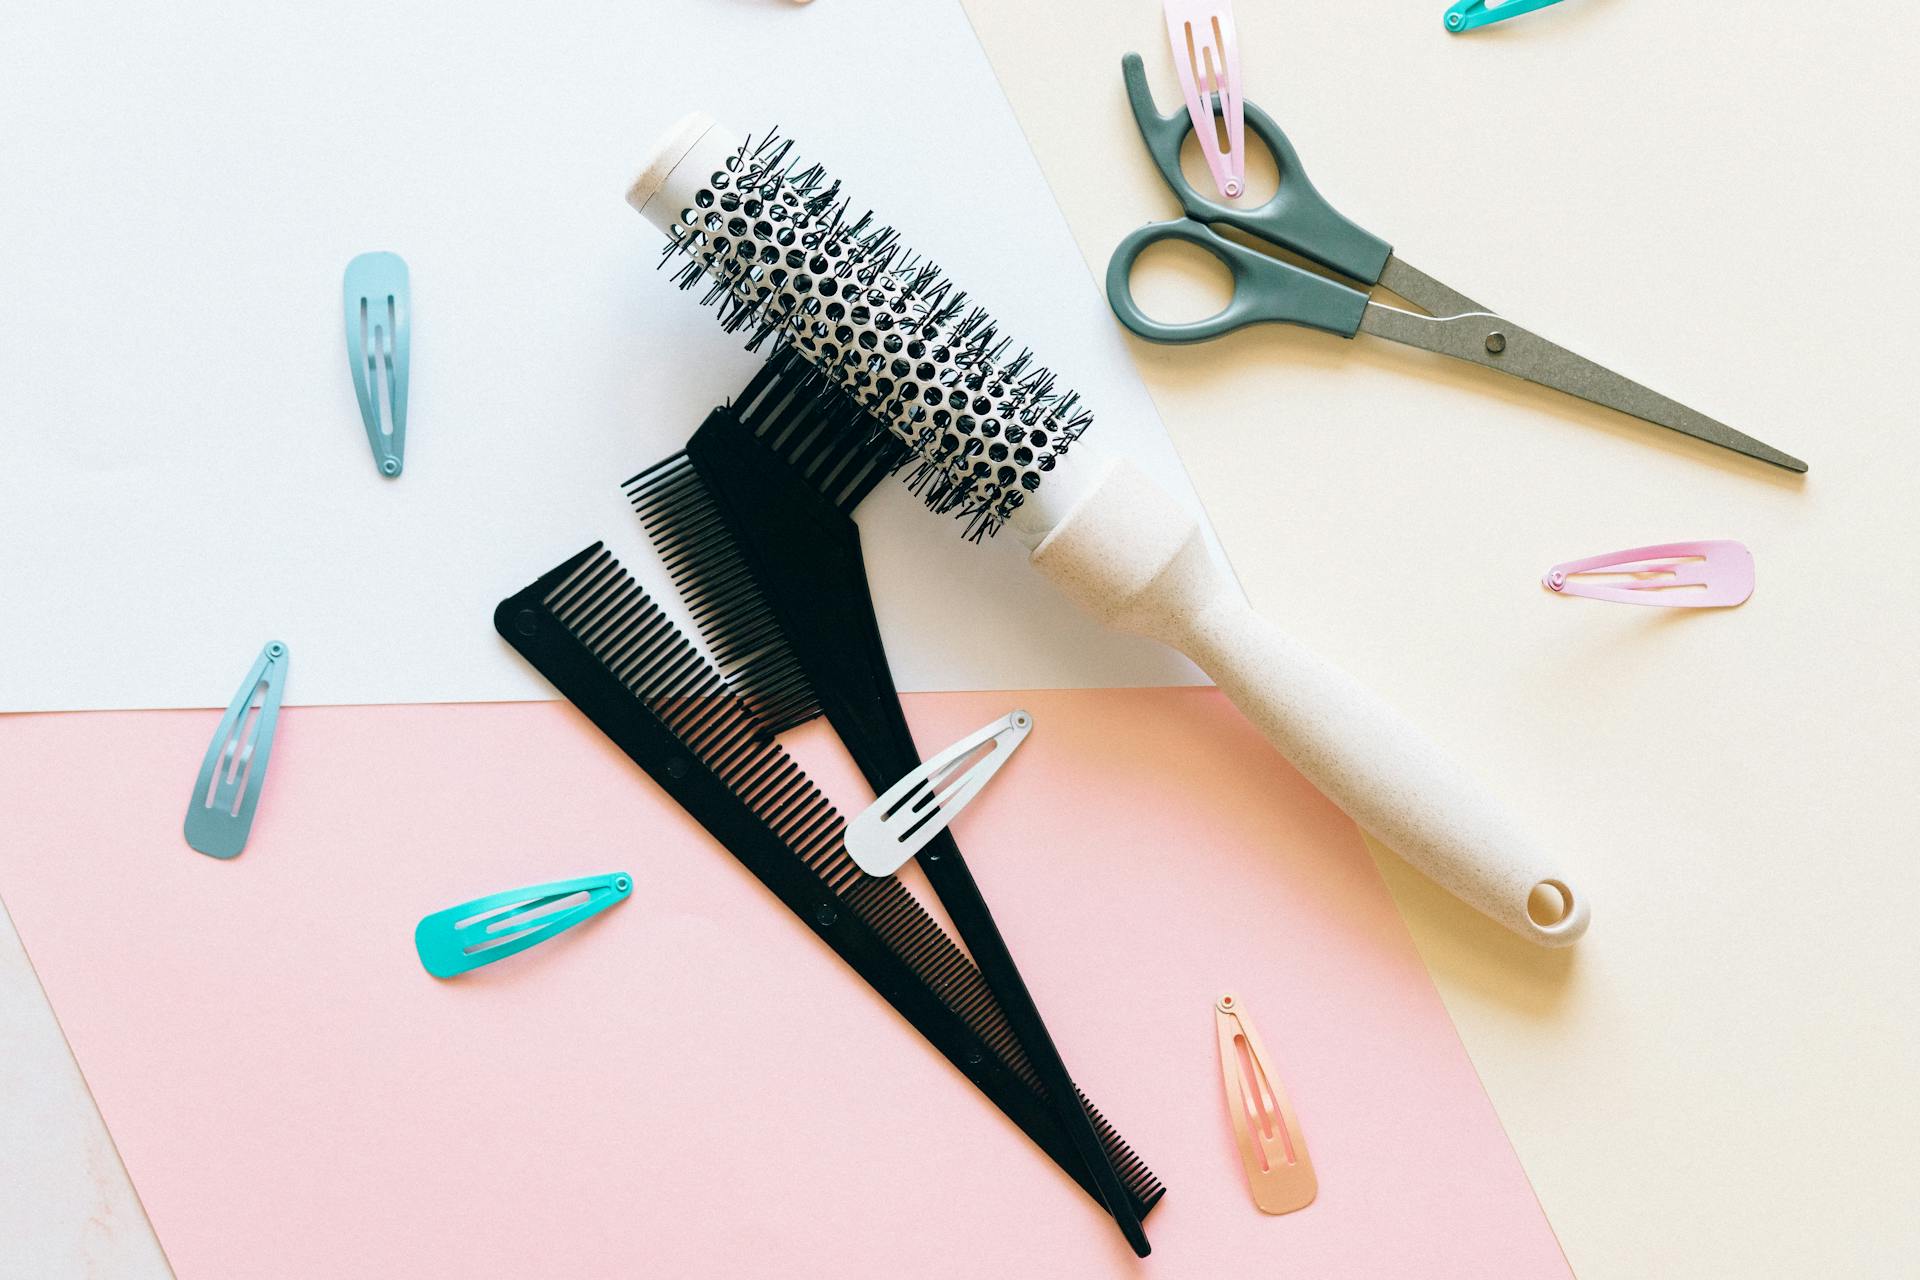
[343,251,410,478]
[1444,0,1569,33]
[415,873,633,978]
[184,641,289,859]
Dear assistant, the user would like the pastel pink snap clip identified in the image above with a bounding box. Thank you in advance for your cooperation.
[1543,541,1754,609]
[1164,0,1245,200]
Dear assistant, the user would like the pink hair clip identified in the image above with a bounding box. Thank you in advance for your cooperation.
[1215,993,1315,1214]
[1543,540,1754,608]
[1164,0,1244,199]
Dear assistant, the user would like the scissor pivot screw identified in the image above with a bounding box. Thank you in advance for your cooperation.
[1485,332,1508,355]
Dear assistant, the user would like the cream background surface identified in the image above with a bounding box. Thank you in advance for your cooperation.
[957,1,1919,1276]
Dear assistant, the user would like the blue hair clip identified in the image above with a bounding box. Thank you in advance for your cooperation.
[1444,0,1569,32]
[415,873,633,978]
[184,641,289,859]
[343,251,410,478]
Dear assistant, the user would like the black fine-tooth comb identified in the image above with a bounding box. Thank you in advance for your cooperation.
[496,544,1163,1250]
[622,348,1156,1253]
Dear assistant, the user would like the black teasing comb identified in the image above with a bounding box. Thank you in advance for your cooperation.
[495,545,1162,1245]
[619,350,1158,1253]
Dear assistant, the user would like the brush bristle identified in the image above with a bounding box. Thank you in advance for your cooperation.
[659,130,1095,540]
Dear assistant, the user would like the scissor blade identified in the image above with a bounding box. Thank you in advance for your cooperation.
[1375,255,1488,320]
[1357,304,1808,472]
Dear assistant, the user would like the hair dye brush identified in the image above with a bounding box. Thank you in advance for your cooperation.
[626,116,1588,948]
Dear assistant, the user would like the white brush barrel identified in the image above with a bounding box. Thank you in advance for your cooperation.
[1032,459,1588,946]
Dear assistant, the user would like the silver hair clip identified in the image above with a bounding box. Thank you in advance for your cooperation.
[846,709,1032,876]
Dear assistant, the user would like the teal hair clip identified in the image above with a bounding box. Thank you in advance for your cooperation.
[1444,0,1569,32]
[415,873,633,978]
[343,251,410,478]
[184,641,289,859]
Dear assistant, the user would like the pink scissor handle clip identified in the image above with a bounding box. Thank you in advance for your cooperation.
[1544,540,1755,608]
[1164,0,1245,200]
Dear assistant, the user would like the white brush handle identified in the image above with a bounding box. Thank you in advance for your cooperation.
[1033,459,1588,946]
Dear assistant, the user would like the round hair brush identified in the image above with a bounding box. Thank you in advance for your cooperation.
[628,116,1588,947]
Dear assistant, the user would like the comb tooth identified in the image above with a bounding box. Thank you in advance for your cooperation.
[655,657,725,713]
[675,571,764,637]
[751,381,811,440]
[700,712,767,771]
[739,765,806,822]
[727,349,908,513]
[668,690,739,754]
[724,752,781,805]
[783,802,841,851]
[729,756,798,805]
[574,587,647,657]
[636,631,710,704]
[794,825,846,869]
[545,550,619,621]
[672,551,762,615]
[591,605,658,681]
[622,449,695,493]
[565,585,632,649]
[603,609,672,688]
[679,560,765,625]
[629,449,826,733]
[757,771,823,831]
[601,603,672,683]
[630,477,708,535]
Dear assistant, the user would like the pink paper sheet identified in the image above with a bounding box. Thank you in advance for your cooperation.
[0,691,1567,1277]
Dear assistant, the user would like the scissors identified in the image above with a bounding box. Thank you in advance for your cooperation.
[1106,54,1807,473]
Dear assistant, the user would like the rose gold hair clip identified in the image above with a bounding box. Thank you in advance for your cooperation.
[1216,993,1316,1215]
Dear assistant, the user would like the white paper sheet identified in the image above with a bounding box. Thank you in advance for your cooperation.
[0,0,1211,711]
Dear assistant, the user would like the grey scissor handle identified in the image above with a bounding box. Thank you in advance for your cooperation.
[1119,52,1392,285]
[1106,219,1371,344]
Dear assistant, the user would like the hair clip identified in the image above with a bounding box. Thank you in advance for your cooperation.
[415,873,633,978]
[1215,993,1315,1215]
[184,641,289,859]
[1444,0,1570,33]
[845,710,1033,877]
[1163,0,1244,198]
[1543,540,1754,608]
[343,251,410,478]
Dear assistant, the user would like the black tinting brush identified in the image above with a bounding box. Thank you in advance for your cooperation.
[498,352,1160,1254]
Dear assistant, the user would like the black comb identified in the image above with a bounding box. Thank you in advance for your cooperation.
[496,545,1164,1244]
[623,350,1156,1253]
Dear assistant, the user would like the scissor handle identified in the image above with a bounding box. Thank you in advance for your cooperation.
[1120,52,1392,286]
[1106,218,1371,344]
